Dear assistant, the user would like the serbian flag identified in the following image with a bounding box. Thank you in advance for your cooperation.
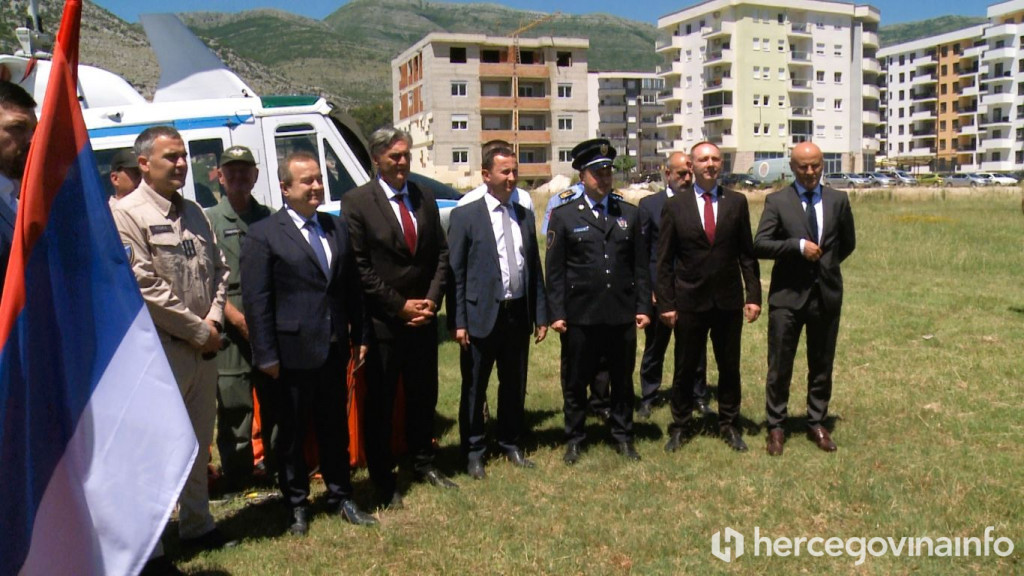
[0,1,197,575]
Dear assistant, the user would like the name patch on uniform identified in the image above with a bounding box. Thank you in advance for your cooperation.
[224,228,243,237]
[617,218,628,230]
[573,226,590,233]
[149,224,173,235]
[182,239,197,258]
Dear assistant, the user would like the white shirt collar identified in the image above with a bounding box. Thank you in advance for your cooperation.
[379,177,408,200]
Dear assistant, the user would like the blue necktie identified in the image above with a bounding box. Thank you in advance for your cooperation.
[804,191,818,244]
[304,219,330,277]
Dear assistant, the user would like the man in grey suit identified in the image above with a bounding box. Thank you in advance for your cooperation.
[448,145,548,479]
[753,141,856,456]
[0,82,37,304]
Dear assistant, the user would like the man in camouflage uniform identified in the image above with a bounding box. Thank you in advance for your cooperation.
[205,145,274,491]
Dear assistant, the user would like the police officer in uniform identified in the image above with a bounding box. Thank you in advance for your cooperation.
[546,139,652,465]
[113,126,235,561]
[205,145,274,491]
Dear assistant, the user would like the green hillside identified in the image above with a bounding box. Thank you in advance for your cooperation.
[879,15,987,47]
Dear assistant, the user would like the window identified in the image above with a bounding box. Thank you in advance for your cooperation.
[816,70,825,83]
[778,95,786,107]
[753,38,760,51]
[685,49,692,62]
[763,95,770,106]
[778,13,785,24]
[834,72,842,83]
[834,125,842,138]
[558,84,572,98]
[686,102,693,114]
[187,138,224,207]
[519,50,536,65]
[816,42,825,55]
[452,149,469,164]
[753,123,761,136]
[450,47,467,63]
[686,75,693,88]
[762,68,771,80]
[451,81,467,97]
[481,49,500,63]
[778,123,786,135]
[753,66,761,79]
[558,117,573,131]
[753,93,761,107]
[833,44,842,57]
[778,39,785,52]
[833,99,842,110]
[824,152,841,173]
[779,67,786,80]
[556,51,572,67]
[816,96,825,110]
[816,123,825,136]
[451,114,468,130]
[322,139,357,202]
[899,72,905,83]
[558,149,573,162]
[763,38,770,50]
[686,127,694,140]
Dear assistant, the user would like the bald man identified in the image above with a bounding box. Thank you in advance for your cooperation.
[753,142,856,456]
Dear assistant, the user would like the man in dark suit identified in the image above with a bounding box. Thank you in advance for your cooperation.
[637,151,710,419]
[547,138,652,465]
[753,141,856,456]
[241,152,377,534]
[657,141,761,453]
[448,145,548,479]
[340,127,456,508]
[0,82,36,305]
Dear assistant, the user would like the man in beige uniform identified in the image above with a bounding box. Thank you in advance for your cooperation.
[112,126,235,561]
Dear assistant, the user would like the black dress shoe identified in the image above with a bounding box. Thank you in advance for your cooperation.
[505,449,535,468]
[288,506,310,536]
[338,500,378,526]
[664,430,691,453]
[590,407,611,423]
[694,398,714,416]
[636,403,653,420]
[563,442,582,465]
[467,457,486,479]
[420,469,459,489]
[616,441,641,462]
[377,490,404,511]
[180,527,239,550]
[721,426,748,452]
[140,556,184,576]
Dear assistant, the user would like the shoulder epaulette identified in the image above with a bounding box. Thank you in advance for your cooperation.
[558,188,576,200]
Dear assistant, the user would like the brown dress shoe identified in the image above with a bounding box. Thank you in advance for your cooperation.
[766,428,785,456]
[807,426,837,452]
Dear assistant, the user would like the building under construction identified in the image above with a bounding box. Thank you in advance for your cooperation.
[392,32,590,188]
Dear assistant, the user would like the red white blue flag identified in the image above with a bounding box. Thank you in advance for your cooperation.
[0,1,197,574]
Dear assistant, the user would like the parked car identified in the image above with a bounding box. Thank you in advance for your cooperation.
[974,172,1018,185]
[943,173,989,187]
[891,170,918,186]
[825,173,871,188]
[869,172,897,187]
[915,173,944,186]
[720,173,767,188]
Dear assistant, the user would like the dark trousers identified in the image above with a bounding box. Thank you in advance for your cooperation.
[458,299,530,461]
[668,308,743,434]
[276,343,350,509]
[765,287,841,429]
[364,323,439,495]
[216,367,275,483]
[561,323,637,445]
[559,349,610,412]
[639,319,708,407]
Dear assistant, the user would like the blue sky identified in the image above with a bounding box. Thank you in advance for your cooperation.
[93,0,981,26]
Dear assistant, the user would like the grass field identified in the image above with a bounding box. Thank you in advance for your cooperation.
[168,193,1023,575]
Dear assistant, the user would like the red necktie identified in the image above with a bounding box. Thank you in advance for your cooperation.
[395,194,417,254]
[702,192,715,243]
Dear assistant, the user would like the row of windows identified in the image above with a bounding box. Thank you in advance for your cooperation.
[448,46,573,67]
[449,149,575,164]
[450,116,575,131]
[676,14,846,36]
[450,82,573,98]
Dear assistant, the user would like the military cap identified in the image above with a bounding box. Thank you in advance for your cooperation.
[571,138,617,171]
[220,145,257,167]
[110,149,138,171]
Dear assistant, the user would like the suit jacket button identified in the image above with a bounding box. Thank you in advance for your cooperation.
[606,283,611,288]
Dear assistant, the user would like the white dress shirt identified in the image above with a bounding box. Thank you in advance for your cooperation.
[379,177,418,236]
[460,184,534,212]
[692,182,719,228]
[582,192,608,220]
[285,206,333,266]
[484,192,525,300]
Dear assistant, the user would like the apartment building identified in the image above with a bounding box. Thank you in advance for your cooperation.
[880,0,1024,172]
[655,0,881,174]
[392,33,589,188]
[587,72,666,176]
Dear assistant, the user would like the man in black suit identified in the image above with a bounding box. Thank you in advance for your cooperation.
[753,141,856,456]
[637,151,710,419]
[547,138,652,465]
[657,141,761,453]
[340,127,456,507]
[448,145,548,479]
[241,152,376,535]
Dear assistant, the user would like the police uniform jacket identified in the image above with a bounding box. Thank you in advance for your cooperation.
[545,194,652,326]
[113,181,229,347]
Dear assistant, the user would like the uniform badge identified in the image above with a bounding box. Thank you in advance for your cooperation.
[573,226,590,233]
[149,224,173,235]
[123,243,133,263]
[224,228,242,237]
[182,239,197,258]
[546,230,556,247]
[600,143,609,156]
[617,218,628,230]
[559,189,576,200]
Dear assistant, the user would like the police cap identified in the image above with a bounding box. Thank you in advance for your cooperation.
[570,138,617,172]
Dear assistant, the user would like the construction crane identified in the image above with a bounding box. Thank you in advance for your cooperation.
[508,12,560,154]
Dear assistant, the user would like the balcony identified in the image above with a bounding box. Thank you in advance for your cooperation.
[963,44,984,58]
[703,104,734,120]
[862,59,881,74]
[657,139,688,154]
[961,83,979,97]
[908,147,937,156]
[788,51,812,66]
[518,163,552,178]
[862,84,880,99]
[984,46,1016,61]
[863,30,880,48]
[790,79,813,92]
[983,136,1014,149]
[707,131,736,148]
[863,110,881,124]
[661,60,686,77]
[479,129,551,144]
[981,115,1012,127]
[704,76,735,92]
[657,86,684,104]
[478,62,549,79]
[702,21,734,39]
[911,73,936,86]
[658,112,686,126]
[984,22,1019,40]
[980,159,1015,171]
[912,90,937,102]
[910,108,936,121]
[791,133,812,144]
[704,49,734,64]
[479,96,550,111]
[655,35,686,54]
[788,22,812,37]
[912,53,935,67]
[982,91,1016,106]
[791,106,813,118]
